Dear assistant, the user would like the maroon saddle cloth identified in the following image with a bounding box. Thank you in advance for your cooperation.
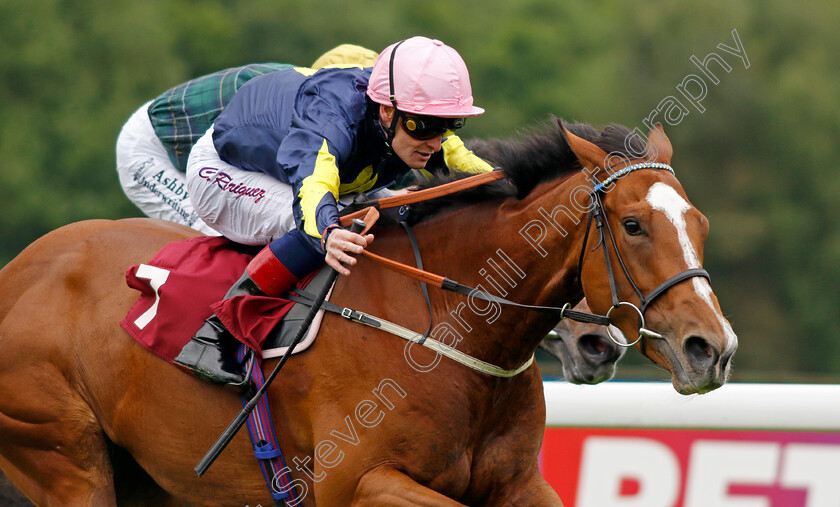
[120,236,324,363]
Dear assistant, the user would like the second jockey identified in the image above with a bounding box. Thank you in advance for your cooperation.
[115,45,379,234]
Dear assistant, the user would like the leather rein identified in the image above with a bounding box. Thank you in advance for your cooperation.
[339,172,611,328]
[334,163,710,373]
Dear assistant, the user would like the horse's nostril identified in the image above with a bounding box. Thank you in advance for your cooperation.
[684,335,718,370]
[579,334,616,361]
[719,342,737,372]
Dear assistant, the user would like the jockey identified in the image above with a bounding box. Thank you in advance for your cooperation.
[174,36,494,385]
[114,45,379,234]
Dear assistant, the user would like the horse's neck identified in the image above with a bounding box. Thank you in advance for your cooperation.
[409,173,588,370]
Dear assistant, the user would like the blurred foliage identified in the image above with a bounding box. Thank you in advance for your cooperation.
[1,0,838,382]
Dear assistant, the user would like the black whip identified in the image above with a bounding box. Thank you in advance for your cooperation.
[195,218,366,476]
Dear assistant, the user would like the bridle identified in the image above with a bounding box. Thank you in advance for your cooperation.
[339,161,712,355]
[577,162,710,348]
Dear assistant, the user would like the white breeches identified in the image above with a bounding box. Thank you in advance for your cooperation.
[115,102,219,235]
[186,126,395,246]
[185,127,298,245]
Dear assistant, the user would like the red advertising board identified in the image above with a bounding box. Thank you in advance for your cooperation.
[540,427,840,507]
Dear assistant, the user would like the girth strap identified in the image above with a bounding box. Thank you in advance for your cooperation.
[288,291,381,327]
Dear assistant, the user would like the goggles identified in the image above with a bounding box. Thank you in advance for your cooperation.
[399,112,466,140]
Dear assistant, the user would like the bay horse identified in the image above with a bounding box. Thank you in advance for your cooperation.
[540,299,627,384]
[0,120,736,506]
[0,305,620,507]
[0,309,621,507]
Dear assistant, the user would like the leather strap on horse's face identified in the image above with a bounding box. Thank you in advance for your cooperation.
[580,162,711,347]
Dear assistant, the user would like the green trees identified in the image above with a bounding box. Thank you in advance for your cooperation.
[1,0,837,380]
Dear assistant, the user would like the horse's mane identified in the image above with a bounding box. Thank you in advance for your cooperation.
[403,117,643,224]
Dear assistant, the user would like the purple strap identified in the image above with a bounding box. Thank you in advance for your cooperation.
[237,345,299,505]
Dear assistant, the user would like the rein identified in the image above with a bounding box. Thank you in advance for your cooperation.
[337,171,612,327]
[339,170,506,226]
[353,245,610,325]
[336,162,710,376]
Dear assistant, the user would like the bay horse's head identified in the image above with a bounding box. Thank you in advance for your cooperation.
[565,124,737,394]
[539,299,626,384]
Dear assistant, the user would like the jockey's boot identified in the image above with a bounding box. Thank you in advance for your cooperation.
[174,245,303,385]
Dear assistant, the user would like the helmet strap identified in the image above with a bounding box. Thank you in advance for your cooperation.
[382,39,407,151]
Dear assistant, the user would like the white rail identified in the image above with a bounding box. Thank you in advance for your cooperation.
[543,381,840,431]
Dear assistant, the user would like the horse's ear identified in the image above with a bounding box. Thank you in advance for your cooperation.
[645,123,673,164]
[562,125,608,170]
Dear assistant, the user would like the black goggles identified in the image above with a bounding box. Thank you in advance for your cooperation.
[398,112,466,140]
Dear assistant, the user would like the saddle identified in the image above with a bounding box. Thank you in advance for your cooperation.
[261,266,336,358]
[121,236,334,364]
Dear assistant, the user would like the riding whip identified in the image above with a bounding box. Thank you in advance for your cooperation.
[195,218,367,477]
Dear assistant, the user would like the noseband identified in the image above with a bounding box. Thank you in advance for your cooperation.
[578,162,710,348]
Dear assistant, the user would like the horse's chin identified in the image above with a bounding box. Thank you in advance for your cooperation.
[564,367,612,386]
[540,339,585,384]
[565,363,616,385]
[686,357,732,394]
[672,375,725,395]
[649,337,730,395]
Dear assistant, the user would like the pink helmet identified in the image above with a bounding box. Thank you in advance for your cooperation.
[366,36,484,118]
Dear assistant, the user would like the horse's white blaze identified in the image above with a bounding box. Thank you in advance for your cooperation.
[646,183,736,350]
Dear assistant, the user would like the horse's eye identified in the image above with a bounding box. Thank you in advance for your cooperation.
[623,219,643,236]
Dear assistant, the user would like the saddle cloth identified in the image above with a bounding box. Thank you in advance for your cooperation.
[120,236,331,363]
